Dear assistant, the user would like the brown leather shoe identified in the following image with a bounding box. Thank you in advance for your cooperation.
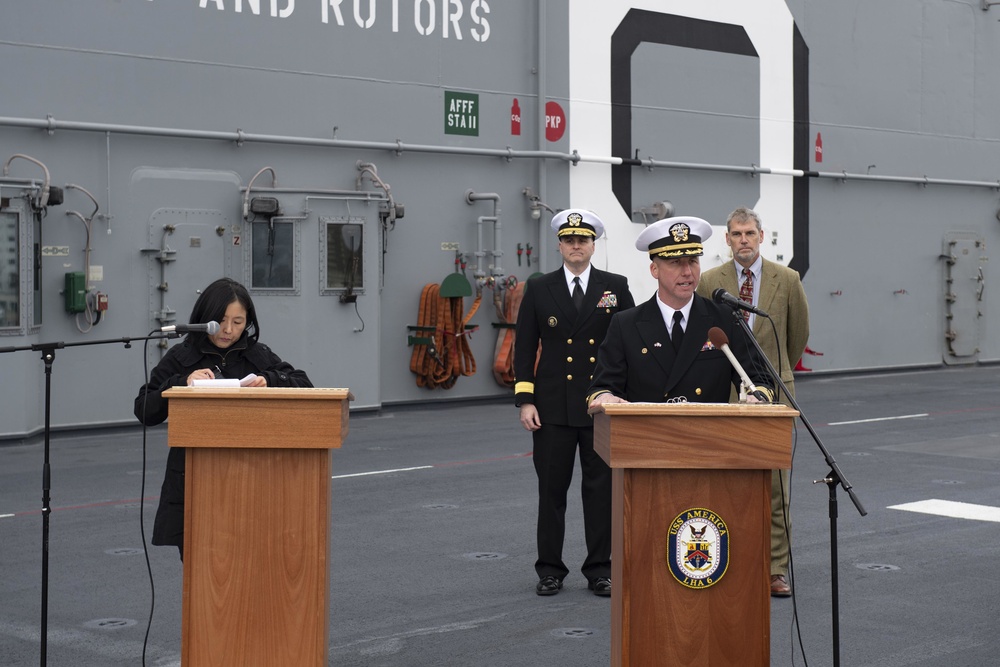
[770,574,791,597]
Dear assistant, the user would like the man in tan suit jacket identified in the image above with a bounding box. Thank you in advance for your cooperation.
[697,206,809,597]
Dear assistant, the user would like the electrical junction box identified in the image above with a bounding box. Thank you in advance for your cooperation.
[64,272,87,313]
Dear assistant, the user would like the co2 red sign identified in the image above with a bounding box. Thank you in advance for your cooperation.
[545,101,566,142]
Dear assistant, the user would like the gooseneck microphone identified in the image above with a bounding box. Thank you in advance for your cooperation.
[159,321,220,335]
[712,288,769,318]
[707,327,769,402]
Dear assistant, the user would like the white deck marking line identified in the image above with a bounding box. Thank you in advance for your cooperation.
[332,465,434,479]
[828,413,928,426]
[0,513,14,519]
[888,499,1000,523]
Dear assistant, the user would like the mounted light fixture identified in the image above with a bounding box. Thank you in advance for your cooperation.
[249,197,280,217]
[3,153,62,210]
[633,200,674,225]
[522,186,556,220]
[242,166,277,221]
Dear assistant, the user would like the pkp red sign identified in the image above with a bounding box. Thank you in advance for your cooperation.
[545,101,566,142]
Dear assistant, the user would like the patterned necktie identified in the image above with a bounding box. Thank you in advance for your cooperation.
[739,268,754,322]
[572,277,584,312]
[671,311,684,353]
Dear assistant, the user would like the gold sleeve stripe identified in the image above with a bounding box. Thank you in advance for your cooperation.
[586,390,611,404]
[514,381,535,395]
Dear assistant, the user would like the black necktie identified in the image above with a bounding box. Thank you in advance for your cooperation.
[572,277,584,312]
[671,311,684,353]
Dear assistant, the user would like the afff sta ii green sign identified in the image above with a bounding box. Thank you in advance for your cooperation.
[445,91,479,136]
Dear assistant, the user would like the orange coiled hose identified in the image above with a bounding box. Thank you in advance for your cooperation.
[492,281,525,387]
[410,283,480,389]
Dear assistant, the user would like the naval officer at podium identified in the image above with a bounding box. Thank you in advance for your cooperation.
[587,216,773,408]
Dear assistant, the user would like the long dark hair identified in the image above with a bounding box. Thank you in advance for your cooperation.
[186,278,260,345]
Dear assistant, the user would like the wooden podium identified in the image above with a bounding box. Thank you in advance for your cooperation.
[162,387,351,667]
[593,402,797,666]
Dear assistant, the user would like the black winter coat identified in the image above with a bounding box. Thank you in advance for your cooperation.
[134,335,312,549]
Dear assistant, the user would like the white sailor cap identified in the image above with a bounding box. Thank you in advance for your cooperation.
[550,209,605,240]
[634,216,712,258]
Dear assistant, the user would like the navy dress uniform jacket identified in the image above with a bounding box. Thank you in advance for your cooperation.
[589,292,772,403]
[515,267,635,426]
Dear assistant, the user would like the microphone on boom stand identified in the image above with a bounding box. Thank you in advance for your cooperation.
[0,326,192,667]
[712,287,770,318]
[718,299,867,667]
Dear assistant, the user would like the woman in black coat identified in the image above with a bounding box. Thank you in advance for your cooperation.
[134,278,312,558]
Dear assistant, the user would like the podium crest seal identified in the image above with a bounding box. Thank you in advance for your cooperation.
[666,507,730,589]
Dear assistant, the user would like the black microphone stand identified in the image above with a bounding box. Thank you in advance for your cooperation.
[731,311,866,667]
[0,331,182,667]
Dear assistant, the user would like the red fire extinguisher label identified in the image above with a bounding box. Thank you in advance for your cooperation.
[511,98,521,136]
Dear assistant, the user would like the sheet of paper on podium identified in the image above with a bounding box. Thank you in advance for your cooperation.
[192,373,258,387]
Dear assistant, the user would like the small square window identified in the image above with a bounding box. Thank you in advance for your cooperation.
[250,221,295,290]
[321,218,364,295]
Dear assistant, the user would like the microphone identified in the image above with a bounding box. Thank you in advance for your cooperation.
[160,321,220,335]
[707,327,769,402]
[712,288,769,318]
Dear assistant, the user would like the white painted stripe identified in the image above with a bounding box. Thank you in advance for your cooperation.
[828,413,928,426]
[767,168,805,177]
[0,513,14,519]
[888,499,1000,523]
[575,154,622,165]
[332,466,433,480]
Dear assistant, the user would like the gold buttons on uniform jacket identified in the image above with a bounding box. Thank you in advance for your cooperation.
[589,339,595,345]
[589,357,596,363]
[695,388,702,396]
[567,375,573,381]
[567,357,573,363]
[567,338,573,344]
[642,348,648,354]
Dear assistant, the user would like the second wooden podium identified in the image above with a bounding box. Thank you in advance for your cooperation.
[163,386,351,667]
[593,402,797,667]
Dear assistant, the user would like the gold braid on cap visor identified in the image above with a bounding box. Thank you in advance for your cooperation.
[648,242,704,258]
[557,228,597,238]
